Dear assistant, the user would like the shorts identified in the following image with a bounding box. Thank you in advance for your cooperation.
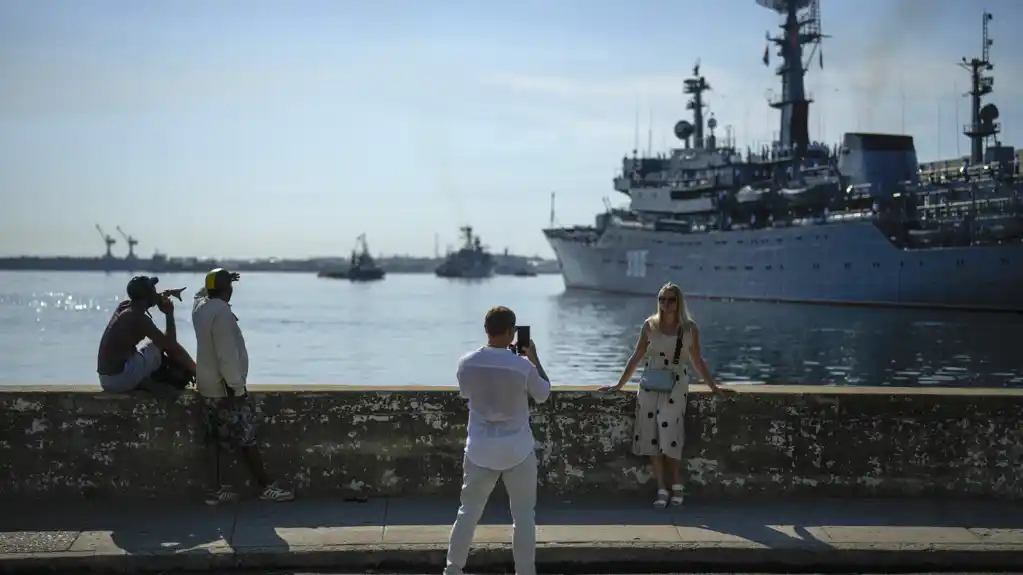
[98,341,162,392]
[203,396,260,449]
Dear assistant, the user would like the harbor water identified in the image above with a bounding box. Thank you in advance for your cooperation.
[0,271,1020,387]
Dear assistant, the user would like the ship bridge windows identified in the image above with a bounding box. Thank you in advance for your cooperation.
[634,157,668,176]
[669,189,710,201]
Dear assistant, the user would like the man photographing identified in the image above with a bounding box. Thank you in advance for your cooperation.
[192,268,293,504]
[96,276,196,392]
[445,306,551,575]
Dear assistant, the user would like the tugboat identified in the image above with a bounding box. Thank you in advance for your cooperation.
[435,226,495,278]
[318,234,386,281]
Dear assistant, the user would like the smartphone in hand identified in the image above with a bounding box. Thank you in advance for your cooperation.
[515,325,531,355]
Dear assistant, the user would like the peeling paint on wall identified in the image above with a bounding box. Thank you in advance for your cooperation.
[1,387,1022,500]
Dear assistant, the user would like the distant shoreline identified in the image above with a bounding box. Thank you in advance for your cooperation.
[0,256,561,275]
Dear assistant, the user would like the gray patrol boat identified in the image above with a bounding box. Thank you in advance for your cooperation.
[436,226,496,278]
[543,0,1023,312]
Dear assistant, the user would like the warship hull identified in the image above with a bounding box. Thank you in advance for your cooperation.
[545,221,1023,312]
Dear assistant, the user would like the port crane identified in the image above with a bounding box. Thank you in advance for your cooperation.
[116,226,138,259]
[95,225,116,259]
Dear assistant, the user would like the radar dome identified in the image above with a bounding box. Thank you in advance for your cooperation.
[674,120,694,141]
[980,103,1000,123]
[707,117,718,130]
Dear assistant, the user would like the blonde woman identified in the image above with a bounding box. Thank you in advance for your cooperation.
[600,283,732,508]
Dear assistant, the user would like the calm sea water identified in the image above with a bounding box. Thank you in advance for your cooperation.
[0,271,1021,387]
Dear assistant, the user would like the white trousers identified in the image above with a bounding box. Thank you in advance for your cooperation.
[444,451,538,575]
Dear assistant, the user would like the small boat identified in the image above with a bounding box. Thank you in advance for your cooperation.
[319,234,386,281]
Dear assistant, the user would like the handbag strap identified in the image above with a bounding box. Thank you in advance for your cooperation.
[670,324,684,365]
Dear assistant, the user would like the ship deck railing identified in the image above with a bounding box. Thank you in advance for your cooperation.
[825,210,874,223]
[918,161,1020,183]
[917,197,1020,220]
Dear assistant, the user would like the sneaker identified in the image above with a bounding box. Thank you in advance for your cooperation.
[259,483,295,502]
[205,485,239,506]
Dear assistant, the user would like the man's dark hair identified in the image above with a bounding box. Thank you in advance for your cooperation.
[484,306,516,337]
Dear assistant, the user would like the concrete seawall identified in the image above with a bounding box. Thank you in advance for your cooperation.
[1,385,1022,501]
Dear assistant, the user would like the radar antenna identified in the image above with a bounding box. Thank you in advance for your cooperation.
[115,226,138,260]
[960,11,998,165]
[95,225,116,259]
[757,0,827,159]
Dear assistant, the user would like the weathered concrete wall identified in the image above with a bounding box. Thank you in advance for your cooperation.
[2,385,1022,501]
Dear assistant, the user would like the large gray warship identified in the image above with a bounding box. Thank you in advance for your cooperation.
[543,0,1023,312]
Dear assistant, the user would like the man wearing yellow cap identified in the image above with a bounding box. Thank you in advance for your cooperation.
[192,268,294,504]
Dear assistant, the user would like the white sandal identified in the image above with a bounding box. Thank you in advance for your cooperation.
[670,483,684,506]
[653,488,670,508]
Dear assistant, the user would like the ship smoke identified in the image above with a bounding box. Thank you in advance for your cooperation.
[858,0,946,129]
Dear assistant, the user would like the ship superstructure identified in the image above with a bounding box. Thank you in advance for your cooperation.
[543,1,1023,311]
[436,226,496,278]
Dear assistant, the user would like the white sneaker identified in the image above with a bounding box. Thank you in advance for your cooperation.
[259,483,295,502]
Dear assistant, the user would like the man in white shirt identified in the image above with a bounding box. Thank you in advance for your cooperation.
[445,306,551,575]
[192,268,293,505]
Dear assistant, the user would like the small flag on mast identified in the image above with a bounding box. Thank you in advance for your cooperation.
[763,45,769,66]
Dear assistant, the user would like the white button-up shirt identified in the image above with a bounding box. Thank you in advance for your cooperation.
[456,346,551,471]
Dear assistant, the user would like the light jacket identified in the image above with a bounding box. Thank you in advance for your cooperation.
[192,288,248,397]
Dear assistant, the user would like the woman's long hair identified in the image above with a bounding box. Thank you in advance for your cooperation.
[647,282,694,331]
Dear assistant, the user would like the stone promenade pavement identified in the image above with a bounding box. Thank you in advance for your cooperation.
[1,495,1021,573]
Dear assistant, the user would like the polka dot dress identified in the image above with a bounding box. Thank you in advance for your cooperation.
[632,325,692,460]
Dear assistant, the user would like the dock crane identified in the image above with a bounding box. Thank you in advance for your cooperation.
[95,225,116,259]
[116,226,138,260]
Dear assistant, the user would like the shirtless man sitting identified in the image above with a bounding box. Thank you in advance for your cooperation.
[96,275,196,392]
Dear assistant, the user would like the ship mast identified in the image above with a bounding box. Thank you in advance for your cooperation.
[960,12,998,165]
[682,61,710,149]
[757,0,826,161]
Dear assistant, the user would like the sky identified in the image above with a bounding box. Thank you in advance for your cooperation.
[0,0,1020,260]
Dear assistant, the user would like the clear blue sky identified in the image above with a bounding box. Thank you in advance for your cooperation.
[1,0,1020,259]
